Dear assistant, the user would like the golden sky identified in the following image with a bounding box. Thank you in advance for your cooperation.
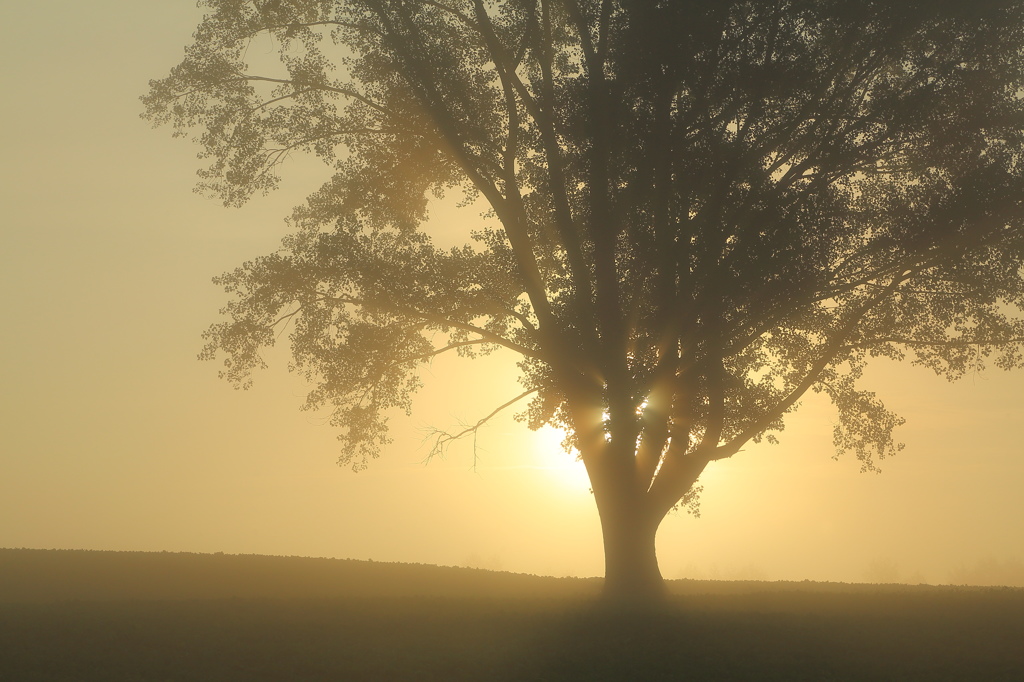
[1,1,1023,585]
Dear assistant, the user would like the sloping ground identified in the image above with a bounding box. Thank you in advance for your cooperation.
[1,549,1022,681]
[0,548,973,603]
[0,548,600,602]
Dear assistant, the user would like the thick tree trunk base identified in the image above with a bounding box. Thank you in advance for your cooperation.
[599,508,666,605]
[601,574,667,606]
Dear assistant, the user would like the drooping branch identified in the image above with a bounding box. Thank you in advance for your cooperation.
[221,74,395,117]
[394,338,497,364]
[424,388,539,466]
[313,291,544,361]
[711,273,914,461]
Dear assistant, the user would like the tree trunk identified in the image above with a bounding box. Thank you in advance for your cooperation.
[597,496,666,603]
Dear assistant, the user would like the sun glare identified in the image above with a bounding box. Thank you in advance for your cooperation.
[533,426,592,491]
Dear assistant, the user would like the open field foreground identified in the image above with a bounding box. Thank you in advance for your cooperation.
[2,549,1023,681]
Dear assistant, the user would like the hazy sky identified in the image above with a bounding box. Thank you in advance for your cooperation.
[2,1,1023,585]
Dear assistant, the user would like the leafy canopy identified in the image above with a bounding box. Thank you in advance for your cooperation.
[145,0,1024,517]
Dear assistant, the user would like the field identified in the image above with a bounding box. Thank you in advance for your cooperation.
[2,549,1022,681]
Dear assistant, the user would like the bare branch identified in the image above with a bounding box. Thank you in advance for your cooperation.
[424,388,539,467]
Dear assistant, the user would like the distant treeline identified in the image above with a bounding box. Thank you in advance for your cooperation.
[3,549,1020,604]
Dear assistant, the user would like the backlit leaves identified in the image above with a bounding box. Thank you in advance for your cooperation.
[150,0,1024,504]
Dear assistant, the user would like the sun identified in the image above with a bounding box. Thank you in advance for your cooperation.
[532,426,592,492]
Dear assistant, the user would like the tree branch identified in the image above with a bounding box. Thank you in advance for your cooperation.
[424,388,539,467]
[312,291,544,360]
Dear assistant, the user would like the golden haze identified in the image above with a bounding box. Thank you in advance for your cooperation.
[0,0,1022,586]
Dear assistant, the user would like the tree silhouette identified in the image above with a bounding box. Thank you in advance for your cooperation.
[145,0,1024,599]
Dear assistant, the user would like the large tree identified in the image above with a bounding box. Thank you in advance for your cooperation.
[146,0,1024,599]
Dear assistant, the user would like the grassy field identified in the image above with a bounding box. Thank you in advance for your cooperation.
[2,549,1022,681]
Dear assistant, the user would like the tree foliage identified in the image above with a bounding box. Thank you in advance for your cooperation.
[146,0,1024,594]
